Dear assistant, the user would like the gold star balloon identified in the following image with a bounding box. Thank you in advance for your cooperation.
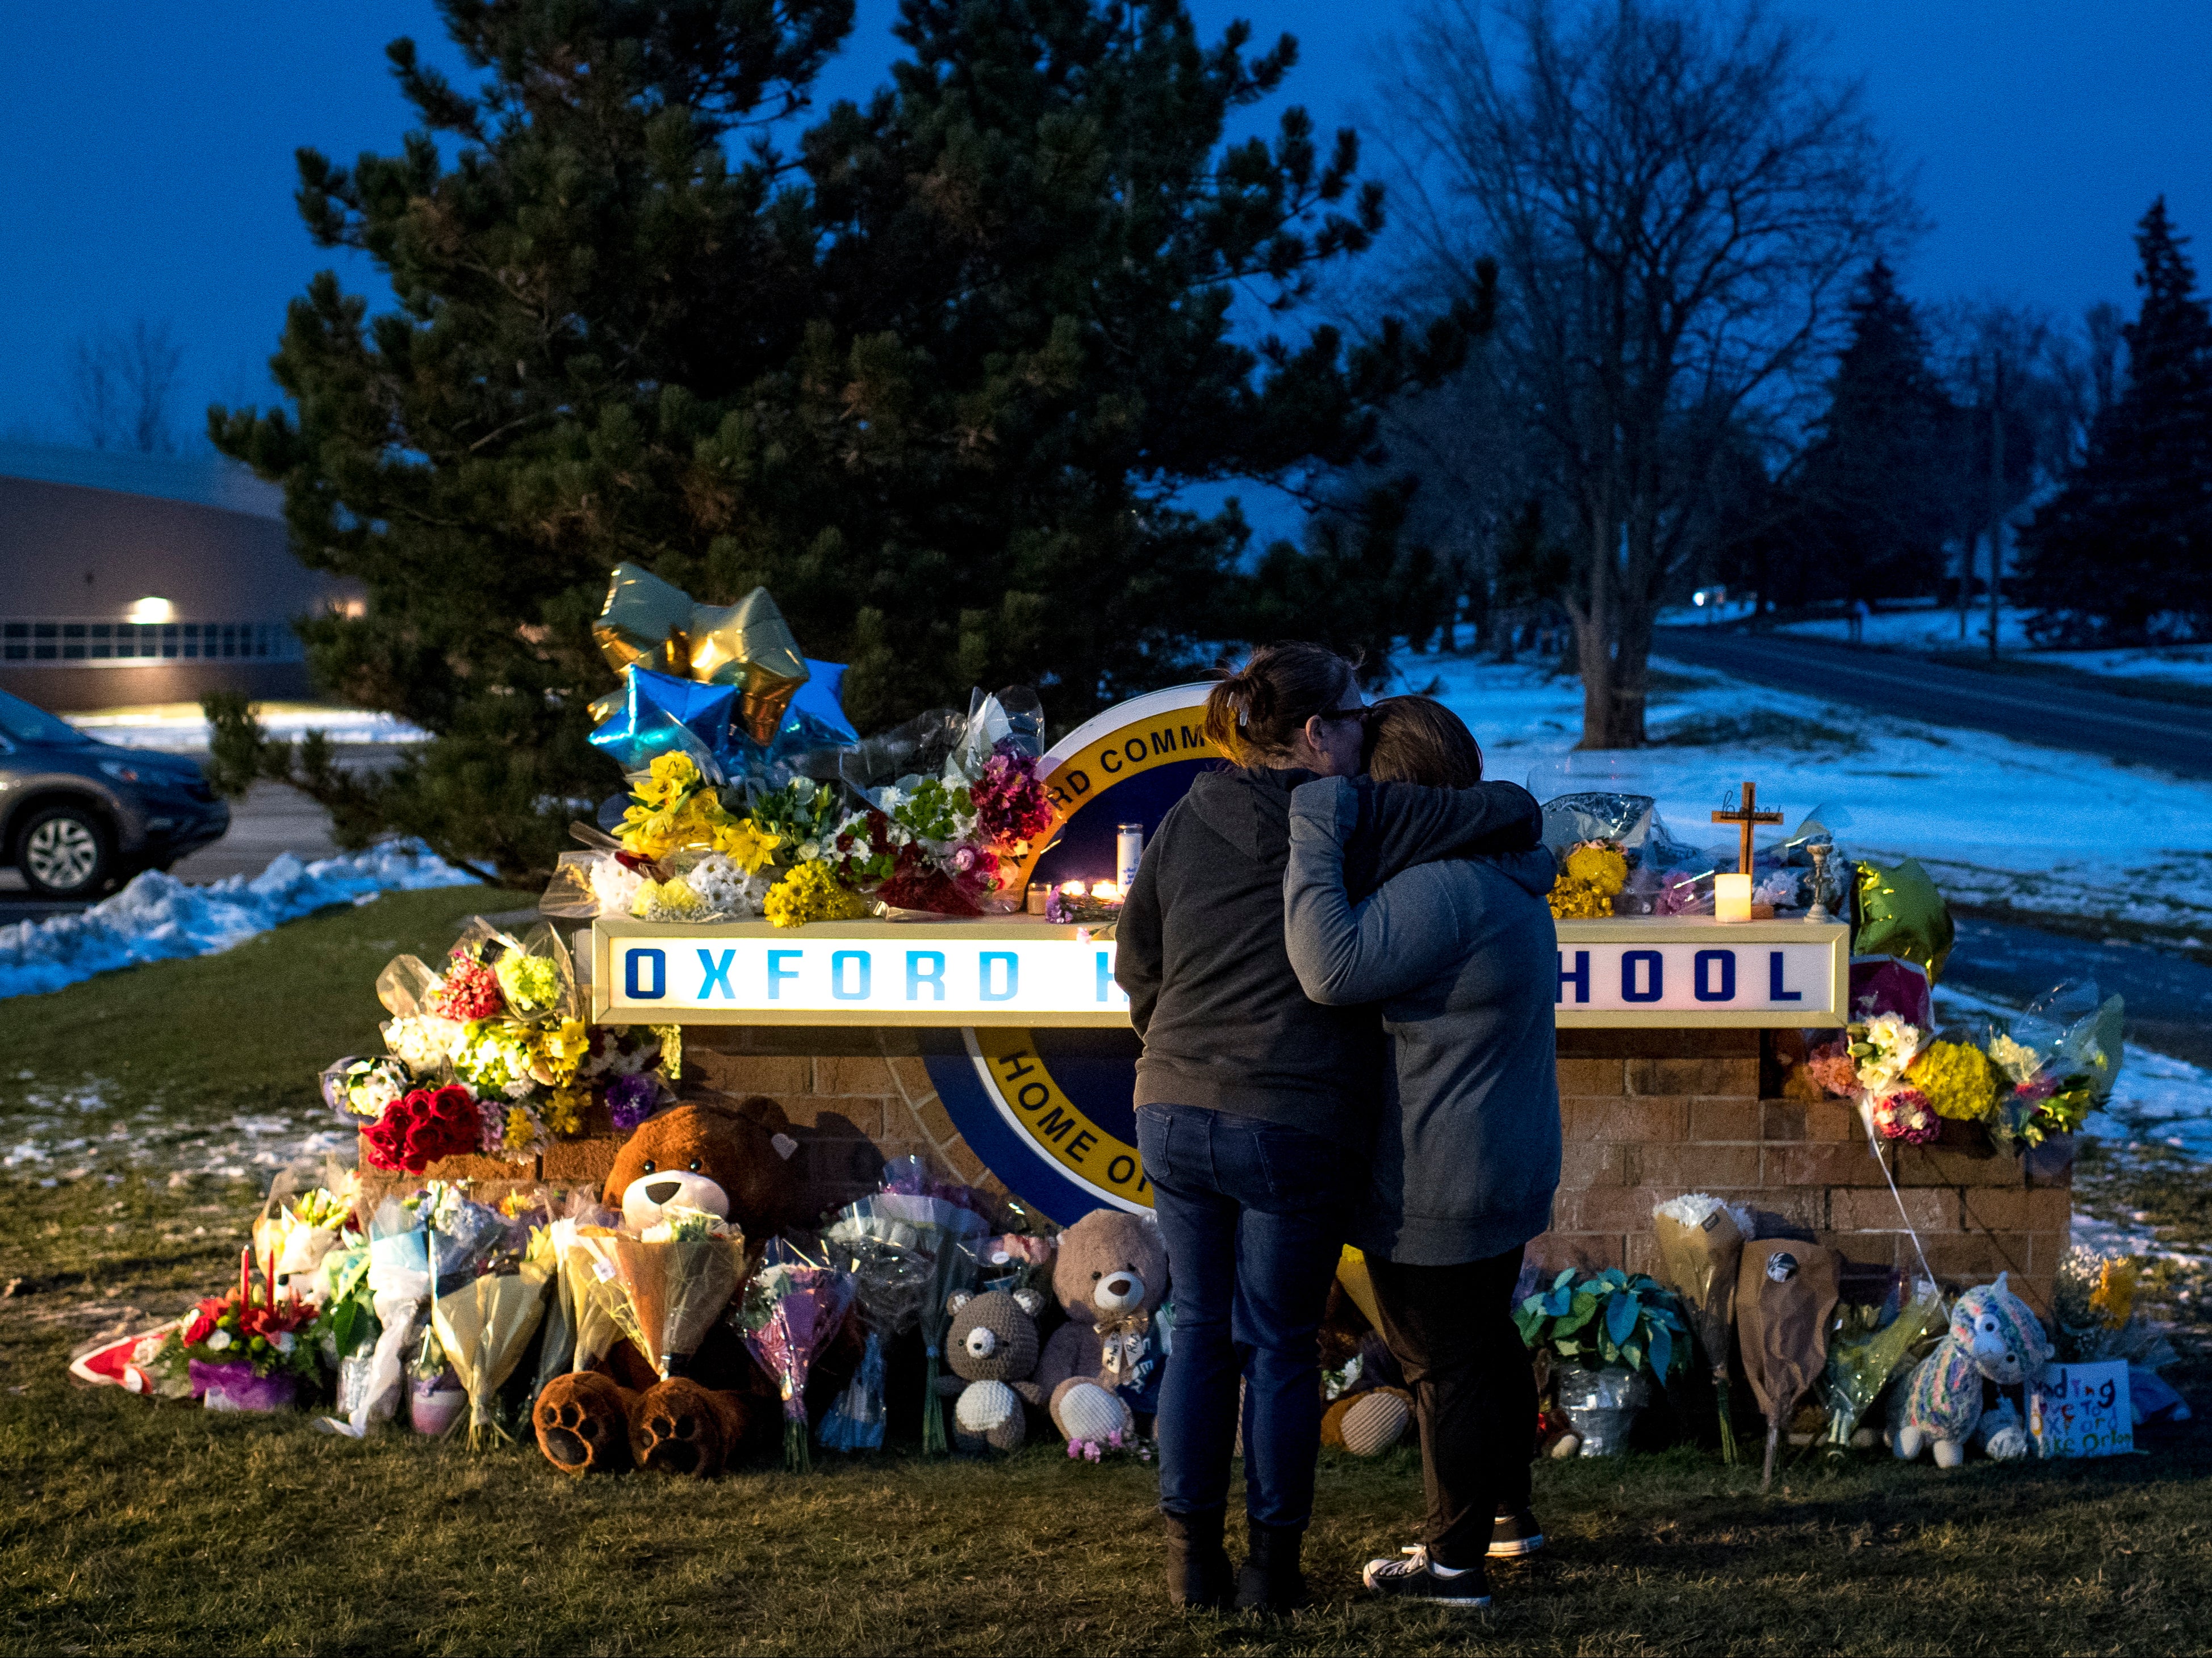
[593,563,809,746]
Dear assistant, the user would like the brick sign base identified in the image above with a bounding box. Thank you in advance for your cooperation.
[363,1024,2070,1317]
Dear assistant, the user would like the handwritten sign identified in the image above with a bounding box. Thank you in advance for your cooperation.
[2030,1360,2134,1459]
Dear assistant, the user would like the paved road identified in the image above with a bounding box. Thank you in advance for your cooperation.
[1654,626,2212,777]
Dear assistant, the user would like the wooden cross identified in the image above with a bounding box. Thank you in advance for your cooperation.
[1713,780,1784,876]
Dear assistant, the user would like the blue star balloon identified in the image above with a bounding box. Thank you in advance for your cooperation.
[775,659,860,755]
[588,665,739,776]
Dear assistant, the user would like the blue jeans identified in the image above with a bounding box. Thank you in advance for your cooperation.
[1137,1103,1360,1531]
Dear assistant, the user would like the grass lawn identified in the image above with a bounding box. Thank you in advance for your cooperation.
[3,891,2210,1655]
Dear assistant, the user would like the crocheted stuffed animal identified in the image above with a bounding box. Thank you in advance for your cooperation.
[1892,1274,2051,1468]
[934,1287,1048,1453]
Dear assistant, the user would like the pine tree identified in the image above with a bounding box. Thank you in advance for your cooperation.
[2019,198,2212,640]
[211,0,1474,881]
[1784,259,1954,604]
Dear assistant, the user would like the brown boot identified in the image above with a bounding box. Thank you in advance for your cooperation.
[1162,1508,1235,1609]
[1235,1519,1307,1613]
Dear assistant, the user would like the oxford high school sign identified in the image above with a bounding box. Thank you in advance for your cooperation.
[586,681,1849,1221]
[594,917,1847,1029]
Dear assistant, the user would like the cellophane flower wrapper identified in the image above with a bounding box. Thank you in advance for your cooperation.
[320,1055,412,1126]
[817,1216,937,1451]
[1989,981,2127,1148]
[738,1245,856,1472]
[328,1188,506,1437]
[532,1193,620,1403]
[1821,1282,1941,1447]
[575,1226,746,1379]
[859,1189,987,1452]
[1650,1195,1750,1464]
[431,1254,553,1448]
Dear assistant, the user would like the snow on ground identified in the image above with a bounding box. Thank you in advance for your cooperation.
[1,1083,353,1187]
[0,843,472,1000]
[68,702,430,752]
[2054,643,2212,688]
[1409,651,2212,940]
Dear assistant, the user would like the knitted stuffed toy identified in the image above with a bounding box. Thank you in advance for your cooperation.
[1892,1273,2051,1468]
[934,1288,1048,1453]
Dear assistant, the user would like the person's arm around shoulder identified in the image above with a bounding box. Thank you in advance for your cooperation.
[1285,777,1470,1006]
[1345,777,1542,899]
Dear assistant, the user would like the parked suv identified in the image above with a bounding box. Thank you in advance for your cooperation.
[0,688,230,899]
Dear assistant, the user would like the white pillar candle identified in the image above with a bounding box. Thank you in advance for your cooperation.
[1715,873,1753,923]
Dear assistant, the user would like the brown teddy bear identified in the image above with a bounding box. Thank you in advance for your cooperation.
[1032,1208,1168,1444]
[534,1096,801,1477]
[933,1287,1048,1452]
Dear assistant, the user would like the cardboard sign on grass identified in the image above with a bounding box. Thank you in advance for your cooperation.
[2030,1360,2134,1459]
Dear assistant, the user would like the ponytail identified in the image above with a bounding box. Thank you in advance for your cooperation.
[1202,642,1358,767]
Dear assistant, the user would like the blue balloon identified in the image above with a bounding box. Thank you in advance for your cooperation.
[588,666,738,775]
[776,659,859,752]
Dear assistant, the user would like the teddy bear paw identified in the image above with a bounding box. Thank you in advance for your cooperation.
[630,1377,746,1477]
[535,1372,635,1475]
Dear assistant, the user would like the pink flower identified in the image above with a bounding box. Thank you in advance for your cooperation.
[1872,1087,1940,1145]
[1804,1044,1859,1098]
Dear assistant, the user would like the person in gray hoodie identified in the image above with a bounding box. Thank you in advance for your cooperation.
[1282,696,1561,1611]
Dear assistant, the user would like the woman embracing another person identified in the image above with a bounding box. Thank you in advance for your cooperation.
[1114,644,1546,1613]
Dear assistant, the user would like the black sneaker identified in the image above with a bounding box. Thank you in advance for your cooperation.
[1361,1546,1491,1607]
[1488,1508,1546,1559]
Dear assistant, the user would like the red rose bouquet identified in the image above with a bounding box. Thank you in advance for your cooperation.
[362,1084,482,1173]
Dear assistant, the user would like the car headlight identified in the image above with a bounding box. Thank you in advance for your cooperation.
[98,760,141,784]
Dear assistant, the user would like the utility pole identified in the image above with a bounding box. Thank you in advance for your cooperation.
[1987,354,2005,661]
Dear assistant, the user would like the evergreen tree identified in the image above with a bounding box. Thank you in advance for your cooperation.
[2019,198,2212,639]
[1784,259,1954,604]
[212,0,1473,881]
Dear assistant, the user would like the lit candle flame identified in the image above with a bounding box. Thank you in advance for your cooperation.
[1060,880,1085,895]
[1090,881,1122,902]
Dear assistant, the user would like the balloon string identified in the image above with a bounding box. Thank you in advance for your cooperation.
[1861,1109,1950,1321]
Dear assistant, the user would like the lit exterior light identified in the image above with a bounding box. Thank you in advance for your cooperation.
[127,596,174,625]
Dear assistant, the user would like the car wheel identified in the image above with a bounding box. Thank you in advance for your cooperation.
[18,805,114,899]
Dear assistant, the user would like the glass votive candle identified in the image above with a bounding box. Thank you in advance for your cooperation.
[1026,882,1051,916]
[1715,873,1753,923]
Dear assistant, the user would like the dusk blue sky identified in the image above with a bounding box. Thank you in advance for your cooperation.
[2,0,2207,455]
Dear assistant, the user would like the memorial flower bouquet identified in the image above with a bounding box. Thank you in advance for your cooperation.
[319,1055,411,1125]
[1650,1194,1750,1463]
[361,1084,482,1174]
[818,1213,936,1452]
[1548,840,1629,920]
[829,1159,989,1452]
[738,1244,856,1472]
[430,1225,554,1448]
[1820,1282,1941,1454]
[144,1247,324,1409]
[1984,982,2126,1148]
[574,1216,747,1381]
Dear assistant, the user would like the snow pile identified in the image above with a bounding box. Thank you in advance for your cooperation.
[69,704,430,753]
[0,843,474,1000]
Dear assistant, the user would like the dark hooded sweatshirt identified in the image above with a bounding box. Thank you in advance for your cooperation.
[1114,768,1544,1142]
